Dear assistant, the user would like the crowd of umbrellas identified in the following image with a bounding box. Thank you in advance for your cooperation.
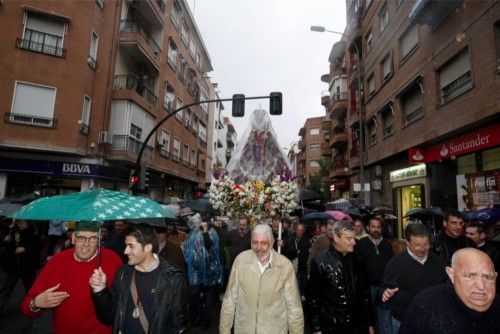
[0,188,498,235]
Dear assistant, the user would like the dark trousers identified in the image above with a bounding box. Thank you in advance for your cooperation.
[190,284,216,327]
[0,267,36,308]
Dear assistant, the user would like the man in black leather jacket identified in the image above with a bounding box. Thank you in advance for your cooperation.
[431,209,475,265]
[308,220,374,334]
[90,224,188,334]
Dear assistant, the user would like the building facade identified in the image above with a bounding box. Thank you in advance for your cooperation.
[0,0,219,201]
[321,0,500,235]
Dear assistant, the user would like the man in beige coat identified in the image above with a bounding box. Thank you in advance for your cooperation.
[220,223,304,334]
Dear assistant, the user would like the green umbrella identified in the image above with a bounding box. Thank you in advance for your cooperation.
[10,188,175,221]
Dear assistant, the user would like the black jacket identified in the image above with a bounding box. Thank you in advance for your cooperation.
[308,246,374,334]
[431,231,475,265]
[92,258,188,334]
[282,235,312,272]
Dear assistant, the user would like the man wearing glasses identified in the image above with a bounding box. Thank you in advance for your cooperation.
[21,221,122,334]
[382,223,447,334]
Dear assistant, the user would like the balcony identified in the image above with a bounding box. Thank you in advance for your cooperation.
[329,41,345,63]
[129,0,165,28]
[321,119,331,132]
[321,94,330,108]
[119,20,161,71]
[16,30,66,58]
[349,145,360,169]
[321,73,331,83]
[298,127,306,137]
[330,92,348,119]
[321,142,331,156]
[110,134,153,157]
[330,126,348,148]
[113,75,158,105]
[410,0,462,26]
[298,140,305,151]
[331,158,349,178]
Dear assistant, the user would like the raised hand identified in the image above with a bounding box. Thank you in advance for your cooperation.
[34,283,70,308]
[89,267,107,293]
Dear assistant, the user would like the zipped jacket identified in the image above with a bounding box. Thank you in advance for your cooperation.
[219,249,304,334]
[92,258,188,334]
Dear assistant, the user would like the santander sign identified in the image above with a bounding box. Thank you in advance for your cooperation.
[408,123,500,164]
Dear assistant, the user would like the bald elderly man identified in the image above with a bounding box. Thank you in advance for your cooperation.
[400,248,500,333]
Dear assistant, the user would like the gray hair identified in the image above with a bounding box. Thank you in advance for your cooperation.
[332,220,355,237]
[252,223,274,243]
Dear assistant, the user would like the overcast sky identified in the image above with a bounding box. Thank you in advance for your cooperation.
[189,0,347,150]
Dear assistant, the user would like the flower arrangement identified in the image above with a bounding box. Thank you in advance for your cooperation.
[209,169,299,221]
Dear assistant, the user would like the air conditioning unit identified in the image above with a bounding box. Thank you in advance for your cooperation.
[98,131,113,145]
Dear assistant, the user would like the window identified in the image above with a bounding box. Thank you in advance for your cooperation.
[200,89,208,114]
[196,53,201,69]
[368,120,377,146]
[80,95,91,134]
[400,24,419,61]
[382,109,394,138]
[199,123,207,143]
[365,29,373,52]
[309,128,320,135]
[495,21,500,72]
[11,81,56,127]
[175,97,183,116]
[183,144,189,164]
[161,130,170,151]
[175,107,184,122]
[401,86,423,125]
[173,138,180,161]
[190,149,197,167]
[171,0,181,28]
[164,84,175,112]
[379,3,389,32]
[181,22,189,46]
[178,56,186,82]
[96,0,104,9]
[381,54,392,81]
[309,143,320,150]
[310,160,320,168]
[184,108,192,128]
[367,74,375,96]
[189,37,196,59]
[20,11,67,57]
[438,49,472,104]
[88,31,98,69]
[167,39,178,69]
[130,124,142,140]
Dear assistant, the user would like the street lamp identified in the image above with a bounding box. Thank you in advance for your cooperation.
[310,25,367,205]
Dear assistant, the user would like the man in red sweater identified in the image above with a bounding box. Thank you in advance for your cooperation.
[21,221,122,334]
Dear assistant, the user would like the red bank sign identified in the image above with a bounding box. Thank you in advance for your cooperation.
[408,122,500,164]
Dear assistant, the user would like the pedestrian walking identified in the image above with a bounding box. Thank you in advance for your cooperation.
[21,221,122,334]
[90,224,188,333]
[219,223,303,334]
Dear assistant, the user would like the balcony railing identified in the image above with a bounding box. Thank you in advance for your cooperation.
[332,92,348,101]
[160,148,170,158]
[16,29,66,58]
[113,75,157,104]
[120,20,161,55]
[5,112,57,128]
[111,134,152,156]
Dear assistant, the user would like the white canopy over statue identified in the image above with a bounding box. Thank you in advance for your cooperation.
[226,109,291,183]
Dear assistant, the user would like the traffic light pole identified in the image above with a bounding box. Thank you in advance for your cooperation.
[131,94,278,194]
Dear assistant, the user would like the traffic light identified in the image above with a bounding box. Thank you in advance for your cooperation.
[129,169,139,194]
[232,94,245,117]
[139,165,149,191]
[269,92,282,115]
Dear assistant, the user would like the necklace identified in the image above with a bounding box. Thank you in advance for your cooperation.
[132,304,142,318]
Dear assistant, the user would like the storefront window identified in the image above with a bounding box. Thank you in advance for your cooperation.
[483,147,500,171]
[457,153,476,174]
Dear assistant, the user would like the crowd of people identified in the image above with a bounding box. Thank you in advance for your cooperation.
[0,205,499,333]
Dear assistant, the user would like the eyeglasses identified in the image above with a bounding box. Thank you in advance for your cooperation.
[75,235,99,244]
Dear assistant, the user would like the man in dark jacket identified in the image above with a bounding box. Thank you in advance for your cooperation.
[221,216,251,268]
[283,222,312,299]
[431,208,475,265]
[400,248,500,333]
[355,217,393,334]
[309,220,374,334]
[382,223,447,334]
[90,224,188,334]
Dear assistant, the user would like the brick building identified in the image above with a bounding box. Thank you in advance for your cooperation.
[0,0,219,201]
[321,0,500,235]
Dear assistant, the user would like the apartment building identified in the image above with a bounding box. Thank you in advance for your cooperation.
[321,0,500,235]
[0,0,218,201]
[297,116,330,189]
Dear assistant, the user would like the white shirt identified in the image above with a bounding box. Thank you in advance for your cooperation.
[257,252,273,274]
[407,248,427,265]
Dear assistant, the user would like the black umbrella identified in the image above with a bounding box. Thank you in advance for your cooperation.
[302,212,332,222]
[372,205,393,215]
[404,207,444,220]
[186,197,214,214]
[299,189,321,202]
